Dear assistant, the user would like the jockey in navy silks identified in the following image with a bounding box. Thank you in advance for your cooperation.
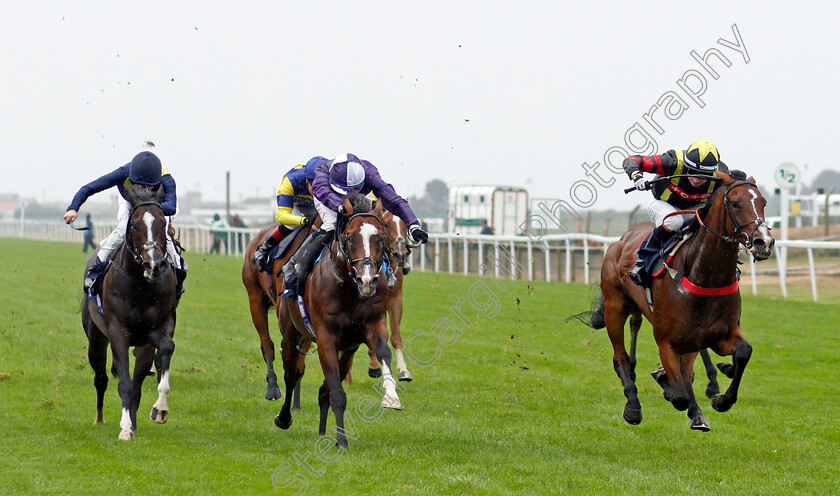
[64,151,187,296]
[280,153,428,298]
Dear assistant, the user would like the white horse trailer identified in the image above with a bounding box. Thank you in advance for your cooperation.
[447,186,529,236]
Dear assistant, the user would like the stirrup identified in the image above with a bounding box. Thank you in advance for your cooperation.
[387,268,397,289]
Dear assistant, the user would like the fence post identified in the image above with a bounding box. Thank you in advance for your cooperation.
[807,247,817,301]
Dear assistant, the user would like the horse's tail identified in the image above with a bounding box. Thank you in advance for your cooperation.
[565,286,606,329]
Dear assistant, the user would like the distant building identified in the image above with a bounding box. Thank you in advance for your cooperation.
[447,186,528,236]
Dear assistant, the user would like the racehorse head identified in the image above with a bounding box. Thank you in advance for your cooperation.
[338,193,386,298]
[125,185,169,281]
[718,172,775,261]
[381,210,410,270]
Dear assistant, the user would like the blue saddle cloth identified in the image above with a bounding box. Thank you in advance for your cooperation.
[269,226,308,272]
[633,229,683,286]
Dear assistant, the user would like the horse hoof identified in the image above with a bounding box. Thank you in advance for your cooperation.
[712,394,732,413]
[265,387,282,401]
[368,367,382,378]
[705,384,720,399]
[622,407,642,425]
[716,362,735,379]
[118,430,135,441]
[398,370,412,382]
[275,414,293,430]
[382,396,403,410]
[690,414,711,431]
[150,407,169,424]
[651,367,669,389]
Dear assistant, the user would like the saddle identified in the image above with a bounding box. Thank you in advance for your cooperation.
[631,228,694,288]
[269,225,309,276]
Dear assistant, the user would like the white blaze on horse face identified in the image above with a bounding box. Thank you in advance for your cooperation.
[748,188,773,245]
[359,222,378,285]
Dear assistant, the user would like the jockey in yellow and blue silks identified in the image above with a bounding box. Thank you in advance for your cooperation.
[64,151,187,296]
[623,140,730,281]
[251,156,328,272]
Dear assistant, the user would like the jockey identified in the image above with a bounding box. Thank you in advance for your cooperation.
[623,140,730,280]
[251,156,327,272]
[280,153,428,298]
[63,151,187,296]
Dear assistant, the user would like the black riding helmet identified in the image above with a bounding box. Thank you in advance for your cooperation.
[129,151,163,186]
[684,141,720,175]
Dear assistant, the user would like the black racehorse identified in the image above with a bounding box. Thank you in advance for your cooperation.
[81,185,179,440]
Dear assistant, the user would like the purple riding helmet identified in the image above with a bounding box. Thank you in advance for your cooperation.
[328,153,366,195]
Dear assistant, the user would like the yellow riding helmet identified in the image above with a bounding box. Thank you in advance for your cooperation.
[685,141,720,174]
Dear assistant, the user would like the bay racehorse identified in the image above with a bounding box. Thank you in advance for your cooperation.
[242,223,313,404]
[81,185,179,440]
[274,193,403,448]
[578,172,773,431]
[362,206,413,381]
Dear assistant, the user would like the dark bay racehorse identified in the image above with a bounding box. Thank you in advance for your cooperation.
[242,224,312,402]
[274,193,402,448]
[580,172,773,431]
[81,186,178,440]
[363,207,413,381]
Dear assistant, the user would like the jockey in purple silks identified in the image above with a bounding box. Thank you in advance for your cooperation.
[280,153,428,298]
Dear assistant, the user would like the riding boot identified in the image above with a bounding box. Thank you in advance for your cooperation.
[628,225,669,283]
[175,266,187,298]
[252,234,280,273]
[84,252,114,298]
[281,229,333,299]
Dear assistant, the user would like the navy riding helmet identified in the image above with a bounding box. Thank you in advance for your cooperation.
[304,156,328,181]
[129,151,163,186]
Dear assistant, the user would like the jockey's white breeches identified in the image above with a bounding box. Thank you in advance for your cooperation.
[313,197,338,232]
[647,197,701,232]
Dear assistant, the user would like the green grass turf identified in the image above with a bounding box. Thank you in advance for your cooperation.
[0,238,838,495]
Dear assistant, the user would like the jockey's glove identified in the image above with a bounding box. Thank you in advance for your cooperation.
[632,172,647,191]
[408,225,429,245]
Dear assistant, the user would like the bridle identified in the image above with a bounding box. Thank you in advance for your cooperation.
[694,180,769,250]
[335,212,386,279]
[125,201,168,266]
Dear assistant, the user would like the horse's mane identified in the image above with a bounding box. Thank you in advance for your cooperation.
[127,184,163,205]
[345,192,373,214]
[696,170,748,221]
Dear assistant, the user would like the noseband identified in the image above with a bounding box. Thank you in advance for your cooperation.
[125,201,167,266]
[337,212,385,277]
[696,180,768,249]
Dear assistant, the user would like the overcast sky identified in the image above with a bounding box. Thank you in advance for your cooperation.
[3,1,838,212]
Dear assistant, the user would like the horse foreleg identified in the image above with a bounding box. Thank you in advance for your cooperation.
[657,342,691,412]
[371,319,403,411]
[367,348,382,378]
[130,345,154,428]
[699,349,720,398]
[150,332,175,424]
[711,331,752,413]
[681,352,710,431]
[274,339,303,429]
[318,343,349,448]
[109,330,135,440]
[388,293,411,381]
[604,298,641,424]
